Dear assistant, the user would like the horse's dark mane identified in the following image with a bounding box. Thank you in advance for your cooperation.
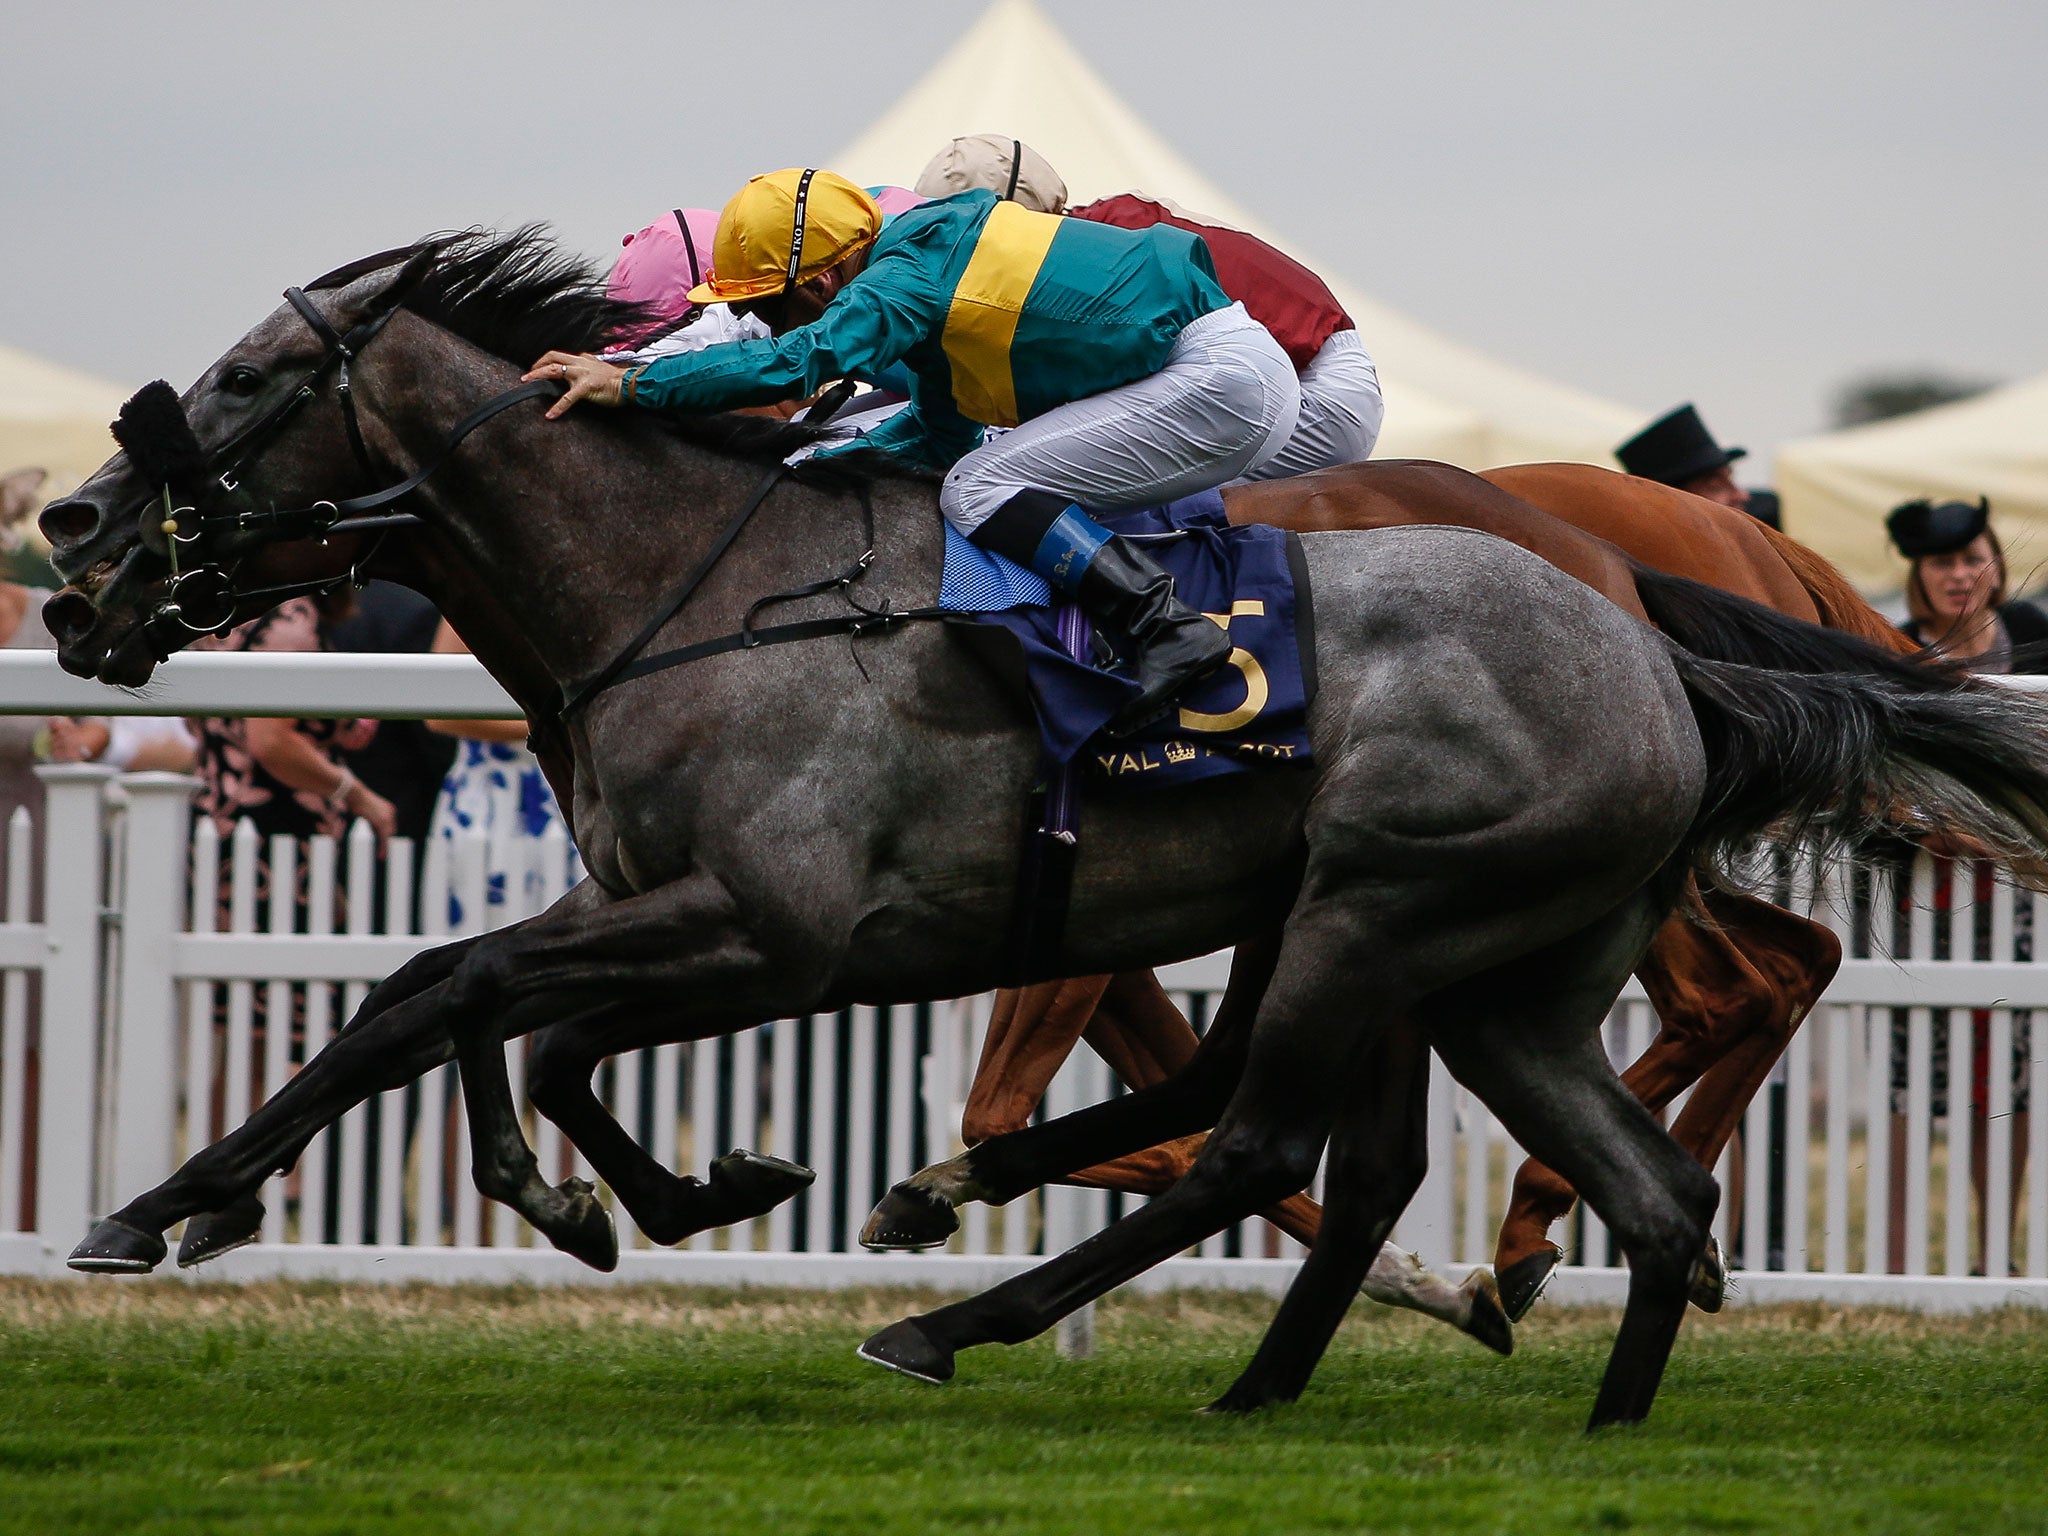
[312,225,652,370]
[309,226,935,484]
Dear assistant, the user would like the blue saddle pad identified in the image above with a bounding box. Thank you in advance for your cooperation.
[957,491,1315,785]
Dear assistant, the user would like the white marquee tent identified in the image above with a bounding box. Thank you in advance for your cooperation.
[1778,374,2048,592]
[0,341,131,503]
[830,0,1641,470]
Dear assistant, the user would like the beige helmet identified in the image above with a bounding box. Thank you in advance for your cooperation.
[914,134,1068,215]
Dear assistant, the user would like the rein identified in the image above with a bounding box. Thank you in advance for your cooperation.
[554,431,954,724]
[120,269,954,708]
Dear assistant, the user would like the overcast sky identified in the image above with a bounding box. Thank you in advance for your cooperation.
[4,0,2042,472]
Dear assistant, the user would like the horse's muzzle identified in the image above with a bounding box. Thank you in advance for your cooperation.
[42,589,103,673]
[42,588,158,686]
[38,496,102,556]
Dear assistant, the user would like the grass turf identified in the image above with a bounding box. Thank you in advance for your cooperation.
[0,1280,2042,1534]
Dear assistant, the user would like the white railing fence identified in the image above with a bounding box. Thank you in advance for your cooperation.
[0,650,2042,1308]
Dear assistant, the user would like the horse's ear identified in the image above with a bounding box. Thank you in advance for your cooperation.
[320,243,442,330]
[339,247,440,329]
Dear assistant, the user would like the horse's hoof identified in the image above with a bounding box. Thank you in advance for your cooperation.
[1689,1235,1727,1313]
[860,1182,959,1251]
[545,1179,619,1273]
[1459,1269,1515,1357]
[1496,1244,1563,1324]
[857,1319,955,1384]
[177,1193,266,1268]
[68,1218,167,1274]
[1199,1384,1282,1415]
[710,1149,814,1220]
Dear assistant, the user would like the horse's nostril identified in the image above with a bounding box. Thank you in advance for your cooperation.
[42,589,99,646]
[39,497,102,551]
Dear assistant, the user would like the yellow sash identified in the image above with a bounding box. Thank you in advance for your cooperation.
[940,201,1061,427]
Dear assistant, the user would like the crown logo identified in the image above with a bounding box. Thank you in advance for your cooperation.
[1163,740,1197,764]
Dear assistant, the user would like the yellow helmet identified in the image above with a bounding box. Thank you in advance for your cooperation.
[688,169,884,305]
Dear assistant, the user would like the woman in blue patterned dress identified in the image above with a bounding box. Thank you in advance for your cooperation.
[423,620,577,929]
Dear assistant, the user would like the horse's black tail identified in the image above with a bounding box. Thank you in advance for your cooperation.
[1631,563,1931,676]
[1666,644,2048,888]
[1616,562,2048,881]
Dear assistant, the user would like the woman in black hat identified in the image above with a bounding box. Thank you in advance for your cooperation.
[1889,496,2048,671]
[1884,495,2036,1273]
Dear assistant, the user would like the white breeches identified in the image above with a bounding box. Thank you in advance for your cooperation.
[1245,327,1383,480]
[939,303,1301,534]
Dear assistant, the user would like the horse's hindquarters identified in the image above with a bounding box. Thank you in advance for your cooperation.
[1292,526,1704,967]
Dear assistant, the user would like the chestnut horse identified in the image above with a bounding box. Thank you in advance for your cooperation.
[960,461,1914,1316]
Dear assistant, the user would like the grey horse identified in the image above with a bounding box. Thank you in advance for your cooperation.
[39,232,2048,1428]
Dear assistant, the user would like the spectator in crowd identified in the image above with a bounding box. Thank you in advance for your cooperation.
[423,620,572,929]
[326,580,458,846]
[1891,496,2048,668]
[189,594,397,853]
[0,470,65,857]
[1885,494,2037,1272]
[1616,404,1752,513]
[326,579,459,931]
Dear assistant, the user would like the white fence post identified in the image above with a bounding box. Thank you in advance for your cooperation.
[1045,1049,1096,1359]
[108,773,199,1215]
[32,764,116,1259]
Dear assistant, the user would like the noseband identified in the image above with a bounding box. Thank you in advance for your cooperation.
[111,280,554,657]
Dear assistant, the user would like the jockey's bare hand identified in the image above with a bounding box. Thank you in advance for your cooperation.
[524,351,625,418]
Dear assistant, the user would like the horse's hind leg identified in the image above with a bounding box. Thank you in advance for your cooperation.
[525,1008,812,1247]
[1075,979,1492,1338]
[1661,888,1840,1169]
[1206,1018,1437,1413]
[860,899,1386,1385]
[1431,915,1721,1431]
[1493,887,1836,1314]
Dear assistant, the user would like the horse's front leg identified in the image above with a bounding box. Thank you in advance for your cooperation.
[524,1008,813,1248]
[435,872,816,1265]
[167,934,496,1266]
[68,940,480,1272]
[861,934,1281,1248]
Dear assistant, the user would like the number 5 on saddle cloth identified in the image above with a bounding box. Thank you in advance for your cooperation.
[943,490,1317,982]
[946,490,1317,784]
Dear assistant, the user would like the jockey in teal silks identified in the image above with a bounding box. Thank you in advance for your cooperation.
[530,168,1302,734]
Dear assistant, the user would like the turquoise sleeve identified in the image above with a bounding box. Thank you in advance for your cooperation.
[854,396,983,469]
[627,256,944,415]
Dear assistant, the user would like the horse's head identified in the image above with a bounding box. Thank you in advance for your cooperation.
[40,248,440,685]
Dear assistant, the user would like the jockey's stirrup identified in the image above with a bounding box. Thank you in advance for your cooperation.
[973,491,1231,737]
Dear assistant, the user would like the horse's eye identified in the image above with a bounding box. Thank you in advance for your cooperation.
[219,364,264,397]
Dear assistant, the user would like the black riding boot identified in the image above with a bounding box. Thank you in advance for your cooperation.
[969,490,1232,737]
[1075,537,1232,734]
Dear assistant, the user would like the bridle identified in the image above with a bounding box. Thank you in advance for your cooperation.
[114,250,953,723]
[121,273,554,658]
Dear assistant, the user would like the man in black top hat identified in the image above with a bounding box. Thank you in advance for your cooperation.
[1616,403,1751,513]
